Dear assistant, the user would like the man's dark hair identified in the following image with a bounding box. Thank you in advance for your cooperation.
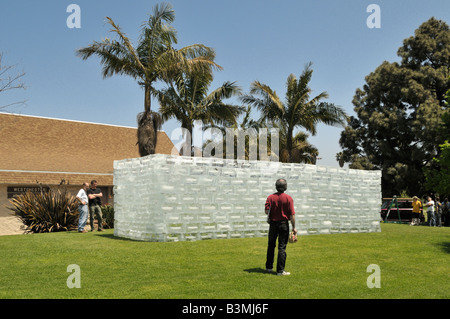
[275,179,287,192]
[90,180,97,185]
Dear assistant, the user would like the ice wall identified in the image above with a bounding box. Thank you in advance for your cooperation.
[113,154,381,241]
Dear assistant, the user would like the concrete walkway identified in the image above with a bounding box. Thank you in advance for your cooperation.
[0,216,26,236]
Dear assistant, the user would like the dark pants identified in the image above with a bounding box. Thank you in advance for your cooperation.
[89,204,103,231]
[266,220,289,273]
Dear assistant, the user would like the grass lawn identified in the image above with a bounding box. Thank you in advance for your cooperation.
[0,223,448,299]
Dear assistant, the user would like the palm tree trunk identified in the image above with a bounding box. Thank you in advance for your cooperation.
[137,85,162,157]
[144,85,151,113]
[181,122,193,156]
[137,112,156,156]
[286,127,294,163]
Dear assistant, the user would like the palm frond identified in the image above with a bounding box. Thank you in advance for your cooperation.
[157,86,189,122]
[155,45,222,83]
[313,102,348,127]
[242,81,284,120]
[149,2,176,25]
[105,17,146,72]
[138,3,177,70]
[206,81,242,102]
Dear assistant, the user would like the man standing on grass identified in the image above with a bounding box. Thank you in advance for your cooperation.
[425,196,436,227]
[87,180,103,232]
[265,179,297,276]
[76,182,89,233]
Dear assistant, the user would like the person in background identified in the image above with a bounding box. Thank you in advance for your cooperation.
[410,196,422,226]
[87,180,103,231]
[76,182,89,233]
[265,179,297,276]
[442,198,449,226]
[425,196,436,227]
[435,197,442,227]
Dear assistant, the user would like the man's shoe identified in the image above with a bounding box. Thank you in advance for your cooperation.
[277,271,290,276]
[266,268,273,273]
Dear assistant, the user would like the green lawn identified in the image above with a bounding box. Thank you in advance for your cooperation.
[0,223,448,299]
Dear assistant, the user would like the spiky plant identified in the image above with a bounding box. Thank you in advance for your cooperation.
[8,190,79,233]
[101,204,115,229]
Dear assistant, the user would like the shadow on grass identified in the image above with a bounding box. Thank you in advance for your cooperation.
[93,232,144,242]
[437,242,450,254]
[244,268,277,275]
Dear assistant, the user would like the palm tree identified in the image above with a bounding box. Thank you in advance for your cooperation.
[157,67,243,155]
[201,105,261,160]
[336,152,345,168]
[241,62,348,163]
[76,3,220,156]
[279,131,319,164]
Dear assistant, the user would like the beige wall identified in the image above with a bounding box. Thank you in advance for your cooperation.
[0,185,10,218]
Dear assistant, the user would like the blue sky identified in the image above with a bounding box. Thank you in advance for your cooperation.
[1,0,450,166]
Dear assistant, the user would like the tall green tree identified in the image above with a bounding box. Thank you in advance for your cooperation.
[424,71,450,196]
[157,67,243,155]
[242,62,347,163]
[424,141,450,195]
[76,3,219,156]
[339,17,450,196]
[442,70,450,142]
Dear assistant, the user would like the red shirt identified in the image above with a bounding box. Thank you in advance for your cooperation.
[265,192,295,221]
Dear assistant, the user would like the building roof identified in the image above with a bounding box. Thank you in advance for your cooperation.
[0,112,176,185]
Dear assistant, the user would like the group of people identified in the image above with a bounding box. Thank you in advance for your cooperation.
[76,180,104,233]
[411,195,450,227]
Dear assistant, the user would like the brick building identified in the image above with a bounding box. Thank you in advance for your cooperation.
[0,112,176,234]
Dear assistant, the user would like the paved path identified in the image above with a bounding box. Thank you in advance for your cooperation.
[0,216,26,236]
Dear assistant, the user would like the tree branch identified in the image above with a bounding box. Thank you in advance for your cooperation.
[0,53,27,109]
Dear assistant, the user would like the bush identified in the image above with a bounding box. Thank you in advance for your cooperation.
[8,189,79,233]
[101,204,114,229]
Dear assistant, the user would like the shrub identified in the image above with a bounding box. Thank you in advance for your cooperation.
[101,204,115,229]
[8,189,79,233]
